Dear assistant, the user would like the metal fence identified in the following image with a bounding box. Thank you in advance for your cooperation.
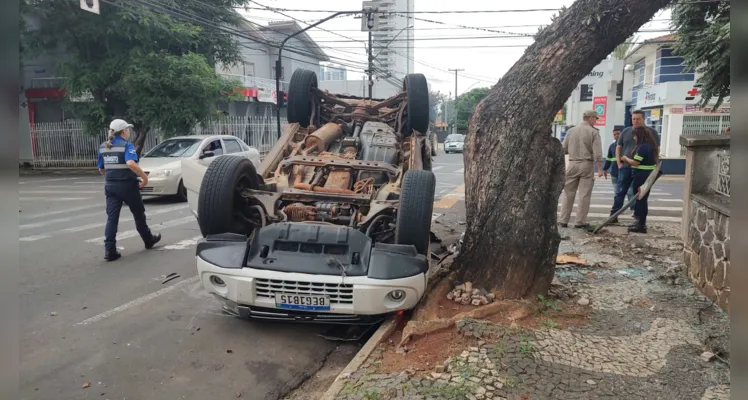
[30,116,285,168]
[680,114,731,156]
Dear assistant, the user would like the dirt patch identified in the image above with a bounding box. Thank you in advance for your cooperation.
[377,328,480,375]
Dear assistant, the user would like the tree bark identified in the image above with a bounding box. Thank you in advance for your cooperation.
[132,121,151,157]
[455,0,673,299]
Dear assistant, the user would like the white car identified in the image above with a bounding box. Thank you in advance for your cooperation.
[139,135,261,201]
[182,69,435,325]
[444,134,465,153]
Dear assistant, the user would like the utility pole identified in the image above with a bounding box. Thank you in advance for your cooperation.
[448,69,464,134]
[365,7,375,101]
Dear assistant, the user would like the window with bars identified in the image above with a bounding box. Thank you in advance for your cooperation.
[680,115,730,156]
[716,153,730,197]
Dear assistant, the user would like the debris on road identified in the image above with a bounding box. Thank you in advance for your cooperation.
[556,253,588,265]
[82,382,90,389]
[161,272,180,284]
[50,312,58,316]
[446,282,495,306]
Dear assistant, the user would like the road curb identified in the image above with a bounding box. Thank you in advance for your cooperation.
[320,314,401,400]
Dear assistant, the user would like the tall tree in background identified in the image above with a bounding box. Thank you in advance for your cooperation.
[671,0,730,108]
[22,0,248,154]
[453,87,490,132]
[456,0,674,299]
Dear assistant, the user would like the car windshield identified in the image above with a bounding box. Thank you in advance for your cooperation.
[144,139,201,158]
[446,135,465,143]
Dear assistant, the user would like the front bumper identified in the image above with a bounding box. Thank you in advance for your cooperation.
[140,174,181,196]
[445,145,464,152]
[195,225,430,321]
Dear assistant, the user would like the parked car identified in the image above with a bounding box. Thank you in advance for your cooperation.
[139,135,260,201]
[182,69,436,325]
[444,134,465,153]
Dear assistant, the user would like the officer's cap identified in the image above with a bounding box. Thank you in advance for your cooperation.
[109,119,134,133]
[583,110,598,118]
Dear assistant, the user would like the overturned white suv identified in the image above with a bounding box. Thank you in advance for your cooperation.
[182,69,436,325]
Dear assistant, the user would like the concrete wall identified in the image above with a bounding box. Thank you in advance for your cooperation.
[680,135,730,314]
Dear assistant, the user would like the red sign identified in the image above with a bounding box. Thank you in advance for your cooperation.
[592,96,607,126]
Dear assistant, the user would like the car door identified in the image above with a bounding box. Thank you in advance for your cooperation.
[225,137,262,170]
[197,138,224,167]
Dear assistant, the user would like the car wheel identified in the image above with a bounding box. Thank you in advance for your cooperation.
[395,169,436,255]
[176,179,188,202]
[401,73,430,137]
[197,156,260,237]
[287,69,318,128]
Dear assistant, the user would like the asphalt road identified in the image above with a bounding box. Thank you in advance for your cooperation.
[19,175,338,400]
[18,155,683,400]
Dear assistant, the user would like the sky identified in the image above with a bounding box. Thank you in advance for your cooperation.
[239,0,673,96]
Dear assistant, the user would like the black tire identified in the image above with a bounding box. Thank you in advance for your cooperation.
[287,69,318,128]
[197,156,259,237]
[175,179,188,202]
[402,74,430,137]
[395,169,436,255]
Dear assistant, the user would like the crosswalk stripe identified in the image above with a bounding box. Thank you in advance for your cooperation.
[20,205,189,242]
[36,185,103,189]
[19,204,188,230]
[557,204,682,211]
[20,204,104,219]
[19,177,88,184]
[433,185,465,209]
[84,216,196,244]
[431,166,444,171]
[20,190,100,194]
[454,168,464,173]
[155,235,203,250]
[559,212,681,222]
[19,197,93,201]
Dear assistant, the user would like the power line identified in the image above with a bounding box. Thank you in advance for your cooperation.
[271,20,675,32]
[239,2,723,14]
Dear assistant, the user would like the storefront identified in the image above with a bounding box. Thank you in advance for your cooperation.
[633,81,730,158]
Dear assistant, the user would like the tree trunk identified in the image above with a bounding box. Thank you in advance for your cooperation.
[455,0,673,299]
[132,121,151,157]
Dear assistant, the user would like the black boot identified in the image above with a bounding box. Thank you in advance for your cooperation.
[105,251,122,262]
[628,225,647,234]
[145,232,162,249]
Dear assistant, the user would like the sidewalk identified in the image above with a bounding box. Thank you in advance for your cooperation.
[330,205,729,400]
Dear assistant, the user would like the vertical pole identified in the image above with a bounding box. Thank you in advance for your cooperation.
[448,69,464,134]
[367,9,374,101]
[275,58,282,138]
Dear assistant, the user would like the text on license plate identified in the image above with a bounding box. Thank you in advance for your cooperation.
[275,293,331,311]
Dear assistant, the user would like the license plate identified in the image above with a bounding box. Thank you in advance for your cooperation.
[275,293,330,311]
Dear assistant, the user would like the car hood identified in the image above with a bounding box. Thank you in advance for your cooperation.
[139,157,183,172]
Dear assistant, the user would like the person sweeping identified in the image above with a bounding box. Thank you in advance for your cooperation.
[619,126,659,234]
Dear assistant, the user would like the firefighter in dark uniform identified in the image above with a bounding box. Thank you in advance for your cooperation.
[620,126,660,234]
[97,119,161,261]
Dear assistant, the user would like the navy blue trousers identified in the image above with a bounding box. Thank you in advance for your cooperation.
[104,181,152,253]
[610,167,636,215]
[631,170,652,228]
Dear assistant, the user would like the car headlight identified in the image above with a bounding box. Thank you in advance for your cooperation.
[149,169,173,178]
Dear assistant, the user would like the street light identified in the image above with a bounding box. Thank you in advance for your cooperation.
[275,9,368,138]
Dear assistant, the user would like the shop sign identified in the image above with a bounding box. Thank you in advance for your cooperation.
[650,109,661,121]
[669,107,684,114]
[592,96,607,126]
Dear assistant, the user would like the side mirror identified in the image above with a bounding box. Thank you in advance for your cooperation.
[200,150,215,160]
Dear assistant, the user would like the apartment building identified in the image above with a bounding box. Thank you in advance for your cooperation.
[368,0,415,81]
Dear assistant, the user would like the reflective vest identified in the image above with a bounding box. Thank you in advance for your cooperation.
[99,142,138,182]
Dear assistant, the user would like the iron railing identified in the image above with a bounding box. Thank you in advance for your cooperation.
[716,153,730,197]
[30,116,286,168]
[680,115,730,157]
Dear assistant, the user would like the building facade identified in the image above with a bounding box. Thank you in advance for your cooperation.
[368,0,415,81]
[319,64,347,81]
[624,35,730,158]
